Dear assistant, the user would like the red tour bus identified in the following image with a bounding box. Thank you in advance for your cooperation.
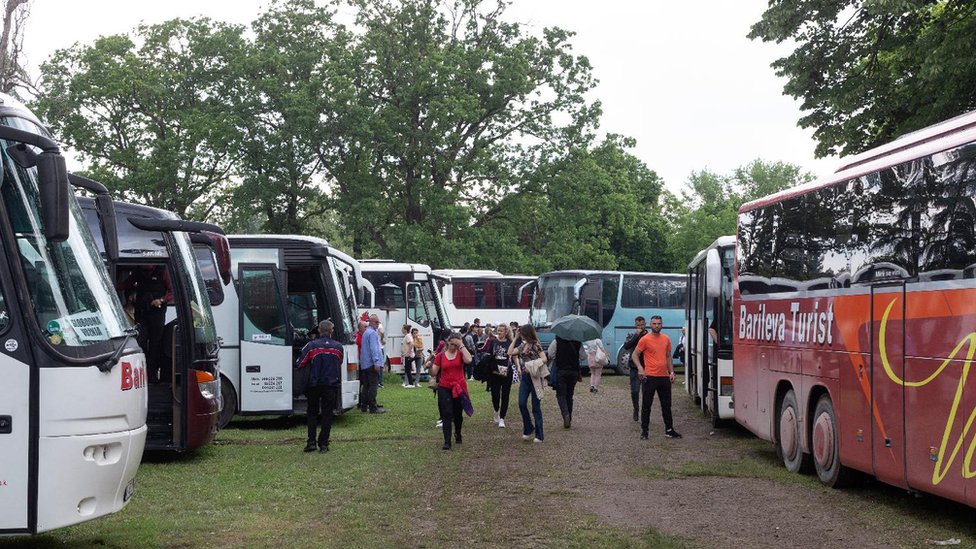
[734,109,976,506]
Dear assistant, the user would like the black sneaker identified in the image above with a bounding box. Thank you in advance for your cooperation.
[442,442,452,450]
[665,429,682,439]
[633,410,639,422]
[640,431,648,440]
[318,445,329,453]
[304,442,317,453]
[455,434,463,445]
[369,408,387,414]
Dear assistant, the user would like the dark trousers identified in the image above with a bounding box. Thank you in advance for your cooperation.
[402,355,415,385]
[362,367,380,410]
[488,374,513,418]
[437,387,463,444]
[555,370,579,419]
[630,365,642,413]
[640,376,674,433]
[306,385,339,446]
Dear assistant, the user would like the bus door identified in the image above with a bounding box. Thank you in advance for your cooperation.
[406,282,434,351]
[0,273,31,532]
[238,264,292,413]
[870,283,907,489]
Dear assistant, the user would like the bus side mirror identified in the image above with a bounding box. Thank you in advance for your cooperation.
[705,248,721,298]
[37,152,70,242]
[95,194,120,263]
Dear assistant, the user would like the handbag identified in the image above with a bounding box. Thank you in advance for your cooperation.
[594,345,610,368]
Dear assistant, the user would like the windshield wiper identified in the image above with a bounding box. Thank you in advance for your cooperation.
[97,327,140,373]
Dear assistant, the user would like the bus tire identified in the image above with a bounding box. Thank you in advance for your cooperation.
[812,394,852,487]
[615,349,630,376]
[777,389,811,474]
[217,376,237,430]
[709,387,730,428]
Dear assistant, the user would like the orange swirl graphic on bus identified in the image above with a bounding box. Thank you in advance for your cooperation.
[879,298,976,485]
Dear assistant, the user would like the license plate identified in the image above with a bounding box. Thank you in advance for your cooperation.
[123,478,135,502]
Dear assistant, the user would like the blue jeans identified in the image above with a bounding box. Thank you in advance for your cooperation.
[518,377,544,440]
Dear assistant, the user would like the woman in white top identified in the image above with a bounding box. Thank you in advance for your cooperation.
[401,324,416,387]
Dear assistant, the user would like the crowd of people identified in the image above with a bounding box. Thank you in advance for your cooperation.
[294,314,683,453]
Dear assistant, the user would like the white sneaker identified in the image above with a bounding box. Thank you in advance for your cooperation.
[532,438,543,443]
[435,419,443,428]
[498,418,506,428]
[492,411,500,424]
[402,383,409,388]
[522,434,533,441]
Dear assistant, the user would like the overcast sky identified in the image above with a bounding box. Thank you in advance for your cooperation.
[23,0,837,193]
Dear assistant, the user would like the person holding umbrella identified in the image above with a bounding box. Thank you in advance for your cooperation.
[548,314,602,429]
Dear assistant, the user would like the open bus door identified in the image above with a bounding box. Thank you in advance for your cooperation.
[238,264,293,413]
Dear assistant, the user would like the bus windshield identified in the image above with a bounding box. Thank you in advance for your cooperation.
[171,231,218,355]
[422,280,450,333]
[327,257,356,342]
[1,116,128,350]
[531,275,580,328]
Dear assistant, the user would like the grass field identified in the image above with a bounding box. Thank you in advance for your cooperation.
[6,374,688,548]
[8,373,976,548]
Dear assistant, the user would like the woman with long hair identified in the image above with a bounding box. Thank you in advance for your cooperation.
[483,323,514,428]
[509,324,547,442]
[430,332,472,450]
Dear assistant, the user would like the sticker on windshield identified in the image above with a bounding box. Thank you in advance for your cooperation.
[252,334,272,342]
[4,339,17,352]
[64,311,108,342]
[49,333,62,345]
[47,320,60,334]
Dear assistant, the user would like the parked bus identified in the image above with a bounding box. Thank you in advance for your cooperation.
[80,199,220,452]
[685,236,735,427]
[529,270,686,374]
[216,235,365,428]
[0,94,146,534]
[359,260,451,372]
[433,269,534,329]
[734,109,976,504]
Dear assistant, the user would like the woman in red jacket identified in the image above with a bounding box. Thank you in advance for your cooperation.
[430,333,472,450]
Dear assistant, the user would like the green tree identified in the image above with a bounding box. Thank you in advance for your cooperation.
[666,159,813,270]
[321,0,601,263]
[750,0,976,158]
[33,18,249,219]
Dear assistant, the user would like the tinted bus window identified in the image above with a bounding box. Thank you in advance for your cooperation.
[193,247,224,305]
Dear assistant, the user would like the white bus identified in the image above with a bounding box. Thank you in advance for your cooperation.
[0,94,146,534]
[685,236,735,427]
[432,269,534,329]
[359,260,452,372]
[207,235,366,428]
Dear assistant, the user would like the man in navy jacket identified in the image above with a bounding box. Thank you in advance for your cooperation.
[297,320,344,453]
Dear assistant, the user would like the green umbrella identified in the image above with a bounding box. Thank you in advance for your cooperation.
[549,314,602,342]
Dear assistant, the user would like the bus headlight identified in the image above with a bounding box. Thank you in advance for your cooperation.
[196,370,218,400]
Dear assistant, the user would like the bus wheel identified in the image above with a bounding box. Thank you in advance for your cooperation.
[217,377,237,430]
[709,388,729,428]
[777,390,810,474]
[812,394,851,487]
[615,350,630,375]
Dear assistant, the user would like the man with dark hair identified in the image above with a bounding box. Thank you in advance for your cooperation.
[297,320,344,453]
[633,315,681,439]
[622,316,648,422]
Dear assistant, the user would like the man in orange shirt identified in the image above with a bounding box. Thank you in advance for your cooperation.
[632,315,682,440]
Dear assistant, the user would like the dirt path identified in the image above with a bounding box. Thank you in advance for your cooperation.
[413,373,963,548]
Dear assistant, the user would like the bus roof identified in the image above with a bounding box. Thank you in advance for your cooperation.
[432,269,503,278]
[227,234,331,248]
[538,269,684,279]
[688,235,735,269]
[741,108,976,213]
[359,260,433,273]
